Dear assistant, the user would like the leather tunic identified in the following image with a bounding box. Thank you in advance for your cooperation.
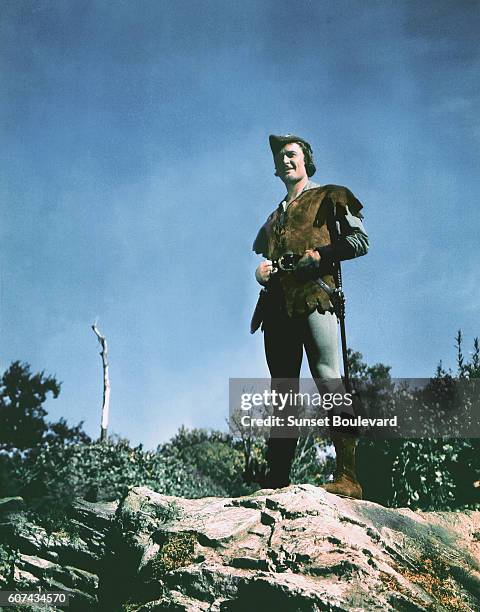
[253,185,363,317]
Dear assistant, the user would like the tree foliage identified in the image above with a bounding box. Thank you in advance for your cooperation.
[1,333,479,515]
[358,332,480,510]
[160,427,255,497]
[0,361,90,450]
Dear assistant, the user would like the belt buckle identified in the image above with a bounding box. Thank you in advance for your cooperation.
[277,252,298,272]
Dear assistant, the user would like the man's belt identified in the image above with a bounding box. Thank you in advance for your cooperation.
[250,252,345,334]
[272,252,345,319]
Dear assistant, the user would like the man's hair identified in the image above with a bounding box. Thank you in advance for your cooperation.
[274,140,316,177]
[295,141,316,177]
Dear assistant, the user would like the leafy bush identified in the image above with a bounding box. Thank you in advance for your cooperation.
[290,435,336,486]
[359,332,480,510]
[0,428,260,518]
[160,427,257,497]
[1,442,209,512]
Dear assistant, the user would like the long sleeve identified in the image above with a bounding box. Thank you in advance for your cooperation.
[316,204,369,263]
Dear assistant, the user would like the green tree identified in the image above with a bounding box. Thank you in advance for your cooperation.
[0,361,90,449]
[390,332,480,510]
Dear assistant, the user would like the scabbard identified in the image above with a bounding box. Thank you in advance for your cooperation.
[250,288,268,334]
[338,309,351,391]
[334,260,351,392]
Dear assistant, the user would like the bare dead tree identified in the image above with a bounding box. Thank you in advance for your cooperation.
[92,323,111,442]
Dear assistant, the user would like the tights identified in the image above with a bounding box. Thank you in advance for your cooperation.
[263,309,344,487]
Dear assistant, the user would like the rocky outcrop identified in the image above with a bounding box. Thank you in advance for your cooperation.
[1,485,480,610]
[0,495,117,609]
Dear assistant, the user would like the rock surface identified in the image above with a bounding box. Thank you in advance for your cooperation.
[0,498,117,610]
[1,485,480,611]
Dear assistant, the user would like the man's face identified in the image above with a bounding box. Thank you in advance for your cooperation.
[274,142,308,185]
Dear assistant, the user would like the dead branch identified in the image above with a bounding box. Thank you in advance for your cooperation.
[92,323,110,442]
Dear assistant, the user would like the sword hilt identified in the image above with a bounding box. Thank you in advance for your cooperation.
[330,287,345,320]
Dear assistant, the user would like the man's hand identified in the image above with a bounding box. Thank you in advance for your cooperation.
[255,260,273,285]
[297,248,321,270]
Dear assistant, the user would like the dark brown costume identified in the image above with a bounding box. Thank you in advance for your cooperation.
[253,185,364,317]
[253,182,367,495]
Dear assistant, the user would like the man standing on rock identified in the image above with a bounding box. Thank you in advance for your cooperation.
[251,134,369,498]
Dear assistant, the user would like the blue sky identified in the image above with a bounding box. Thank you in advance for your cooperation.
[1,0,479,448]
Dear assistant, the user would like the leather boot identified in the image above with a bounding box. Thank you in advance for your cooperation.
[320,434,363,499]
[261,438,297,489]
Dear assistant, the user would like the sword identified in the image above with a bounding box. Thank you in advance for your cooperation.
[330,206,351,391]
